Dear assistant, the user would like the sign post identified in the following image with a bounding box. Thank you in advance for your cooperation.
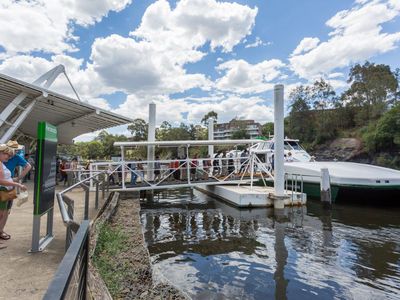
[30,122,57,253]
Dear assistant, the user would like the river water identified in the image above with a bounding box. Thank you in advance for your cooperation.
[140,188,400,300]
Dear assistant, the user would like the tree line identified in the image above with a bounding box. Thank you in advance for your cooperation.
[59,61,400,167]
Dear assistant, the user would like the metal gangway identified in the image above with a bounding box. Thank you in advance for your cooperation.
[86,139,276,192]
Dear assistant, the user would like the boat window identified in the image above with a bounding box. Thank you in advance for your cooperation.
[287,141,304,150]
[284,142,292,150]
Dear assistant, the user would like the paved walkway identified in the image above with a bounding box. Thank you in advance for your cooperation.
[0,181,103,300]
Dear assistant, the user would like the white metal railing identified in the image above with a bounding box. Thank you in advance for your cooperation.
[87,153,275,191]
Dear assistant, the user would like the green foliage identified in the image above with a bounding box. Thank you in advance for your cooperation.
[95,130,128,158]
[231,128,250,139]
[127,118,148,141]
[201,111,218,125]
[362,104,400,153]
[92,223,130,297]
[261,122,274,137]
[344,62,398,123]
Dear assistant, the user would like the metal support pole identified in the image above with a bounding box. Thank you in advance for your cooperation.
[30,215,41,253]
[186,145,191,185]
[0,99,37,143]
[274,84,285,197]
[147,102,156,182]
[208,118,214,158]
[121,146,126,189]
[250,152,254,190]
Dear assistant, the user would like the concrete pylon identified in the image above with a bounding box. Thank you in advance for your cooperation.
[273,84,287,209]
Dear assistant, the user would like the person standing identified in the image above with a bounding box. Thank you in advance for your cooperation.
[154,156,161,182]
[129,160,137,185]
[60,160,68,186]
[0,144,27,245]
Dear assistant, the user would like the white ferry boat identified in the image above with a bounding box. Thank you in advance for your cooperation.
[252,139,400,202]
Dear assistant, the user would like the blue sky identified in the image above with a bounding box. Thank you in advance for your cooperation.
[0,0,399,140]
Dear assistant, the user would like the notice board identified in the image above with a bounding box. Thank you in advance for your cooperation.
[33,122,58,215]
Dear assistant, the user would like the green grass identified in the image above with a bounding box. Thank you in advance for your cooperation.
[92,223,131,297]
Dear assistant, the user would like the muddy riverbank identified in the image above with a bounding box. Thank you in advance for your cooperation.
[92,194,188,299]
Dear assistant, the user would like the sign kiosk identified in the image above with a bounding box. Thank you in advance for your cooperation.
[30,122,57,252]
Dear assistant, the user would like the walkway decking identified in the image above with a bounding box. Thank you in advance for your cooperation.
[0,181,102,300]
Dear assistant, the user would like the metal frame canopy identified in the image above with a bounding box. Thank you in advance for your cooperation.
[0,71,133,144]
[114,139,264,147]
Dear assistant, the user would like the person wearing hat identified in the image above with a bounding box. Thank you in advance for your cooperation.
[0,144,27,248]
[0,140,31,241]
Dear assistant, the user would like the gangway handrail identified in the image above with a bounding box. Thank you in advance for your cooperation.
[57,169,108,249]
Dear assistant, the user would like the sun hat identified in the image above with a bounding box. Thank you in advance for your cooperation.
[0,144,14,155]
[6,140,23,150]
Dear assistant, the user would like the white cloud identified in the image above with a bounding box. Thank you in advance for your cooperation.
[290,0,400,79]
[0,0,132,54]
[245,37,269,48]
[132,0,258,53]
[0,54,110,104]
[215,59,285,94]
[90,34,211,95]
[89,0,258,95]
[113,93,274,126]
[291,37,320,56]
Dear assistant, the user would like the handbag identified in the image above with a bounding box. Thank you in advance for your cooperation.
[0,189,17,202]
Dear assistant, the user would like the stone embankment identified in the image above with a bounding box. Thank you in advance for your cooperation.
[90,193,188,300]
[311,137,400,169]
[312,138,364,161]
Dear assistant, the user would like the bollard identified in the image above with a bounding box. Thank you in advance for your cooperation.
[320,168,331,208]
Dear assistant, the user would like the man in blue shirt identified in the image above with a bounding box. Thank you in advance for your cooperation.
[0,141,31,241]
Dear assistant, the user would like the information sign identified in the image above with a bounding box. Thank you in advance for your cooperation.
[33,122,58,215]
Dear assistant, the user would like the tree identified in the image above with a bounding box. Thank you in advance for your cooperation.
[344,62,398,123]
[128,119,148,141]
[201,111,218,126]
[262,122,274,137]
[95,130,128,159]
[287,85,315,143]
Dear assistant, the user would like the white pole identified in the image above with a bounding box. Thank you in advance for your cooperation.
[274,84,285,197]
[320,168,331,205]
[208,118,214,157]
[121,146,125,189]
[147,102,156,181]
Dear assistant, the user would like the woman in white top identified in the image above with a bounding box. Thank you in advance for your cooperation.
[0,144,27,249]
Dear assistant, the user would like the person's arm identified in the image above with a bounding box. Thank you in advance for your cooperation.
[0,163,25,190]
[17,163,32,180]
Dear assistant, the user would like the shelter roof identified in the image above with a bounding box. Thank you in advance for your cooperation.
[0,73,133,144]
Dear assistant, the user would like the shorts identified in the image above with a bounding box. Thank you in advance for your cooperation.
[0,201,7,210]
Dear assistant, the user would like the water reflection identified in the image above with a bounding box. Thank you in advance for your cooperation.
[140,188,400,300]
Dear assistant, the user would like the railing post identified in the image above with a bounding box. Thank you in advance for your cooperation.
[95,180,99,209]
[80,184,90,220]
[101,176,105,199]
[186,145,191,185]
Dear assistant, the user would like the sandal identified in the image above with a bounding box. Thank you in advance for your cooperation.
[0,232,11,240]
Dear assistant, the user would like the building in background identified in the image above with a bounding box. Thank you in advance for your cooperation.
[214,119,262,140]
